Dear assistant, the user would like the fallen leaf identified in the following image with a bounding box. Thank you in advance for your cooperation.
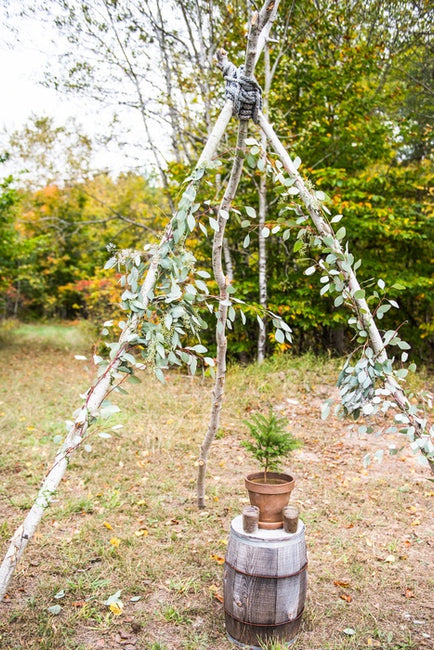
[210,554,225,564]
[109,602,124,615]
[110,537,121,547]
[340,593,353,603]
[213,592,224,603]
[405,588,415,599]
[72,601,85,607]
[334,580,350,588]
[134,529,148,537]
[384,554,396,563]
[343,627,355,635]
[103,521,113,530]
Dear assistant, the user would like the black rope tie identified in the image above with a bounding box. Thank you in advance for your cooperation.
[222,60,263,123]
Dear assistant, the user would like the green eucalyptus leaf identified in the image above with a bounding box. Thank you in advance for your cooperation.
[209,216,219,232]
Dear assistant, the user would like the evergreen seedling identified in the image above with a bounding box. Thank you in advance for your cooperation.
[241,410,302,481]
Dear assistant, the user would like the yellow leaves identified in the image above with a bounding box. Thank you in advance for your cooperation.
[109,602,123,615]
[209,583,224,603]
[210,554,225,565]
[334,579,352,603]
[104,518,148,543]
[340,593,353,603]
[104,589,123,616]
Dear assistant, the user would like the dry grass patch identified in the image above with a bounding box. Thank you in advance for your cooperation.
[0,323,432,649]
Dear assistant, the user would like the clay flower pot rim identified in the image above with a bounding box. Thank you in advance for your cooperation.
[245,471,295,494]
[246,471,294,484]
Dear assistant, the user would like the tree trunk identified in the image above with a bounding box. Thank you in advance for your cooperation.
[257,43,271,364]
[257,145,268,364]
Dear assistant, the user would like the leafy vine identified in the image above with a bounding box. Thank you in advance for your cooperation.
[241,138,433,469]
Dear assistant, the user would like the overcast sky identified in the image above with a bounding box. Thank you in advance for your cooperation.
[0,11,84,130]
[0,8,152,179]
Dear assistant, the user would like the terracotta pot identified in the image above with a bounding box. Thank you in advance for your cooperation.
[245,471,295,530]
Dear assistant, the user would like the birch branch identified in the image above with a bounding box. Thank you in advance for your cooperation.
[0,102,233,603]
[257,42,272,364]
[258,111,433,473]
[196,119,248,509]
[197,0,281,507]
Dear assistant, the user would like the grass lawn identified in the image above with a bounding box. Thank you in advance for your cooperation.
[0,322,432,649]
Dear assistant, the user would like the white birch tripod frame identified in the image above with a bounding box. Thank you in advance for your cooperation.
[0,0,431,602]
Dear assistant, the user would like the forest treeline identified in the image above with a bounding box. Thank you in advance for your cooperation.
[1,0,432,360]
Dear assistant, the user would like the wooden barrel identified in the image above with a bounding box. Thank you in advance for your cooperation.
[224,515,307,649]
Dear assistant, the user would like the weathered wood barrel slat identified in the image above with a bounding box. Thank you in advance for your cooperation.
[224,515,307,649]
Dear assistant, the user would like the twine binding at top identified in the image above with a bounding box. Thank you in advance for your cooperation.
[219,55,263,123]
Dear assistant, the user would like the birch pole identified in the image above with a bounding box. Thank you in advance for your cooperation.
[0,101,233,602]
[257,43,271,364]
[197,0,281,507]
[258,111,433,473]
[196,119,248,508]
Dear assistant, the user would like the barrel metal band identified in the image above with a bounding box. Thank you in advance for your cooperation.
[224,560,308,580]
[224,606,305,628]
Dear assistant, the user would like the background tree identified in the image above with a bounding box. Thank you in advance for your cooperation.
[0,157,21,317]
[1,0,432,359]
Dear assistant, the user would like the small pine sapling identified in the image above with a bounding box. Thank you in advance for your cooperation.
[242,410,302,481]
